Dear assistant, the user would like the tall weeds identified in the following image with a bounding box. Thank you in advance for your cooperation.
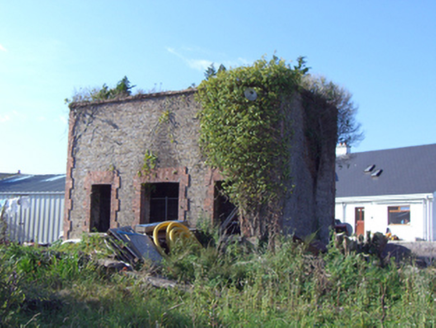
[1,232,436,327]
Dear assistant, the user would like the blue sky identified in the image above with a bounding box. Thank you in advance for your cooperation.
[1,1,435,174]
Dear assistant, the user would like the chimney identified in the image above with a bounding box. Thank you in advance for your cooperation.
[336,143,350,157]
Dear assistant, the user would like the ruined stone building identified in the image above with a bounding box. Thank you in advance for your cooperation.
[64,88,337,242]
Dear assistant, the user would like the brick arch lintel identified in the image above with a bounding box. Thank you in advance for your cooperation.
[83,170,121,232]
[132,167,189,227]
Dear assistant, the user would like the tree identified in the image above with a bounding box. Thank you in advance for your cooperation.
[112,76,135,97]
[301,75,363,147]
[204,64,217,80]
[204,63,227,80]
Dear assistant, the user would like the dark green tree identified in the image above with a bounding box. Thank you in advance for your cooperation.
[204,64,217,80]
[204,63,227,81]
[111,76,135,97]
[301,75,363,147]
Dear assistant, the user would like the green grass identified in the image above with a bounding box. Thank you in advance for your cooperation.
[1,233,436,327]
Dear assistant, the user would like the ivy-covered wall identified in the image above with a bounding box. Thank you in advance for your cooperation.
[64,84,337,243]
[196,58,337,243]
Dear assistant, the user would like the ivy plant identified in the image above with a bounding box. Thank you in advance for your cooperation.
[196,56,309,238]
[140,149,158,176]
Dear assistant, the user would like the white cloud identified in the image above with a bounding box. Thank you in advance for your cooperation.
[166,47,212,72]
[0,115,10,123]
[12,110,27,120]
[167,47,253,73]
[237,57,251,66]
[0,44,6,52]
[0,111,27,123]
[186,59,212,72]
[166,47,176,55]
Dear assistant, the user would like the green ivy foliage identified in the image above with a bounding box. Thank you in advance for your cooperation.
[196,56,309,224]
[139,149,158,176]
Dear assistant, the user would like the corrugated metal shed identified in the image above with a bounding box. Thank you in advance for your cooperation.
[0,174,65,244]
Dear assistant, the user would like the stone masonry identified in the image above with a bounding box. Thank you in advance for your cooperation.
[64,89,337,243]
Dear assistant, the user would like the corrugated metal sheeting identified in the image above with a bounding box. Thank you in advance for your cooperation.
[0,192,64,244]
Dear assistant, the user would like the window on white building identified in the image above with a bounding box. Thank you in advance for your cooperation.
[388,206,410,225]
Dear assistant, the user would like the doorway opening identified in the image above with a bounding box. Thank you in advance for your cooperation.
[355,207,365,236]
[141,183,179,223]
[214,181,240,234]
[90,184,111,232]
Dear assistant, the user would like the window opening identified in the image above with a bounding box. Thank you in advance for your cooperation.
[141,183,179,223]
[388,206,410,225]
[364,164,376,173]
[371,169,383,177]
[90,184,111,232]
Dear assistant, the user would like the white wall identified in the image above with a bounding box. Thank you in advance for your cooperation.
[335,193,434,241]
[430,193,436,241]
[0,192,64,244]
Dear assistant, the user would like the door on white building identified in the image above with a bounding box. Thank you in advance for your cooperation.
[355,207,365,236]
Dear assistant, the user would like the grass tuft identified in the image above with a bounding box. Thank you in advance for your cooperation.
[1,230,436,326]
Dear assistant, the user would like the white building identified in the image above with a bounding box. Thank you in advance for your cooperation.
[335,144,436,241]
[0,174,65,244]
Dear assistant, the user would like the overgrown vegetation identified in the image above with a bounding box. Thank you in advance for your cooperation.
[64,76,136,104]
[1,230,435,327]
[196,56,309,240]
[140,149,158,176]
[196,56,361,243]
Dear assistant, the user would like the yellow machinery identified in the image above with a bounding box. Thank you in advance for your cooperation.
[152,221,201,256]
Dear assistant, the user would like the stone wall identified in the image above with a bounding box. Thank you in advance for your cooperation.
[64,89,337,243]
[64,90,215,238]
[282,91,338,242]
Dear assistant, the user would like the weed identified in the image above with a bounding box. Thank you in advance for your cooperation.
[0,232,436,326]
[0,251,25,326]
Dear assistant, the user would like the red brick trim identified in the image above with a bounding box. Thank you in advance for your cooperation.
[132,167,189,227]
[63,110,76,239]
[204,168,224,222]
[83,171,121,232]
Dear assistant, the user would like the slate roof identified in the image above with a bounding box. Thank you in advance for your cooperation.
[0,173,16,180]
[336,144,436,197]
[0,174,66,193]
